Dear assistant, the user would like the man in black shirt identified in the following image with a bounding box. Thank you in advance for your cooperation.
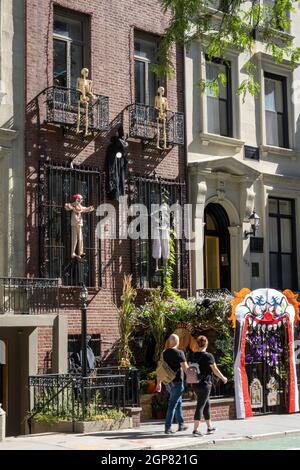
[156,334,189,434]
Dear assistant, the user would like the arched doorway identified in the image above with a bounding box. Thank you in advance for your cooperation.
[204,203,231,290]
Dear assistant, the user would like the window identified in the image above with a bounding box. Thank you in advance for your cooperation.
[264,0,289,32]
[53,10,87,88]
[68,334,101,372]
[134,33,161,106]
[264,72,288,148]
[39,163,102,287]
[129,176,187,290]
[206,0,227,10]
[206,58,232,137]
[268,198,297,290]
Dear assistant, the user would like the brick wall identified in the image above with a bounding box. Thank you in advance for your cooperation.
[25,0,186,369]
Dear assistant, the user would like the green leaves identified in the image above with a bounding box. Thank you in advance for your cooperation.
[158,0,300,98]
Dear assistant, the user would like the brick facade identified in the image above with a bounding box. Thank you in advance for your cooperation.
[25,0,186,369]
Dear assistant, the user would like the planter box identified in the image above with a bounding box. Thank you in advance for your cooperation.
[140,394,154,421]
[30,416,133,434]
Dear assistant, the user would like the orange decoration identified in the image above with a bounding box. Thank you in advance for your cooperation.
[283,289,300,325]
[228,288,251,329]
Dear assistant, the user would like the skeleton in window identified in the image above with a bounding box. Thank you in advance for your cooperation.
[154,86,169,150]
[151,203,170,270]
[65,194,94,261]
[76,68,95,137]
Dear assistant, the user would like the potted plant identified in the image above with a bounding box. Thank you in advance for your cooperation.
[146,371,157,394]
[152,392,168,420]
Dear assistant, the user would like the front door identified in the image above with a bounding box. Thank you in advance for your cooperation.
[0,340,8,412]
[204,203,231,290]
[245,322,288,415]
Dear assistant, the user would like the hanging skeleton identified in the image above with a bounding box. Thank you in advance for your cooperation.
[154,86,169,150]
[76,68,95,137]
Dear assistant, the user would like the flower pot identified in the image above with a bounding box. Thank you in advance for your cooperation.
[146,380,156,394]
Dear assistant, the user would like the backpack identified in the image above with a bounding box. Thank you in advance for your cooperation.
[156,351,176,385]
[186,363,201,384]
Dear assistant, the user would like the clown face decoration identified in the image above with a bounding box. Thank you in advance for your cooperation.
[230,288,300,419]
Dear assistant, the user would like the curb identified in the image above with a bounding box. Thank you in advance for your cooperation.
[149,429,300,450]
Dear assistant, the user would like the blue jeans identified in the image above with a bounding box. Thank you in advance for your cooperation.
[165,381,185,429]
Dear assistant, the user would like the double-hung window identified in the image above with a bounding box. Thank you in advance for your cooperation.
[53,10,86,89]
[264,72,288,148]
[134,33,161,106]
[268,197,297,290]
[206,58,232,137]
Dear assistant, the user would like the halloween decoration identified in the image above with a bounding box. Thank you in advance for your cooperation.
[76,68,95,137]
[230,288,300,419]
[65,194,94,261]
[155,86,169,150]
[105,126,128,201]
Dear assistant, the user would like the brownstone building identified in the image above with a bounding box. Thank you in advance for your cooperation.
[24,0,187,377]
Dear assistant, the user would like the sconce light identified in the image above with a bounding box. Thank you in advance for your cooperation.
[245,209,260,238]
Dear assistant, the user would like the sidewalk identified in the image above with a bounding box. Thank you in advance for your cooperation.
[0,414,299,450]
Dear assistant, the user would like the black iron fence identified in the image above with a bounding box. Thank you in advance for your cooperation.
[27,368,140,432]
[0,277,59,315]
[128,104,184,146]
[45,86,109,132]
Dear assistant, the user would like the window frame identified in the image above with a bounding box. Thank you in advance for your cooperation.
[134,31,163,106]
[129,175,187,290]
[264,71,289,149]
[205,56,233,138]
[39,162,103,288]
[268,196,297,290]
[53,9,88,89]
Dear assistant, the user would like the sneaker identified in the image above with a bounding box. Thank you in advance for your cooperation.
[207,427,217,434]
[192,430,203,437]
[178,425,189,432]
[165,428,175,435]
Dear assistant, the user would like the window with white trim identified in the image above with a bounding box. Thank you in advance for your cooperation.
[53,10,87,89]
[134,33,162,106]
[264,72,288,148]
[206,58,232,137]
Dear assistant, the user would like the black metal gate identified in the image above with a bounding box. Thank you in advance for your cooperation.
[245,320,289,415]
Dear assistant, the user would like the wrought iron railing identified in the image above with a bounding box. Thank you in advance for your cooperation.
[0,277,59,315]
[94,367,140,407]
[27,368,140,432]
[27,373,127,432]
[128,103,184,146]
[45,86,109,132]
[196,289,232,300]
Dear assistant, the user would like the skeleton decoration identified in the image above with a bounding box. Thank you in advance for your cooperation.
[229,288,300,419]
[249,378,263,409]
[154,86,169,150]
[65,194,94,261]
[151,203,170,271]
[76,68,95,137]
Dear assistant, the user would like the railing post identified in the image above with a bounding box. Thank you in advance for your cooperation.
[0,404,6,441]
[72,378,75,433]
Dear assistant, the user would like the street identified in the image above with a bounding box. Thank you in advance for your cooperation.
[196,435,300,451]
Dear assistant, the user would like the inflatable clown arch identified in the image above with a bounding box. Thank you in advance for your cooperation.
[229,288,300,419]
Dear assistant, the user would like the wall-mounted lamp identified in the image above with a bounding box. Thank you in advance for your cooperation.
[245,209,260,238]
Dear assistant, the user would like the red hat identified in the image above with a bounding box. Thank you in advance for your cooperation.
[72,194,83,201]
